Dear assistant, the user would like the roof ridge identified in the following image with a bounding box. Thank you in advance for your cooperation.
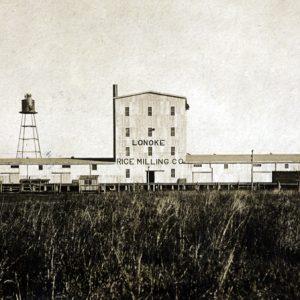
[114,91,187,99]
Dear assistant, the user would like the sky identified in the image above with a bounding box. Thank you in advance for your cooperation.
[0,0,299,158]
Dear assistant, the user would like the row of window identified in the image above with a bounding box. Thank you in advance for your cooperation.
[8,163,292,171]
[125,127,176,137]
[125,147,176,156]
[125,106,176,116]
[10,164,98,170]
[193,163,290,169]
[125,169,176,178]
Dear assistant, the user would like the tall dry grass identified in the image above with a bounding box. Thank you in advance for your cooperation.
[0,191,299,299]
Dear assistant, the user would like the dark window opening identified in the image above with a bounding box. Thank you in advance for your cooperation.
[125,128,130,137]
[11,165,19,169]
[148,107,152,116]
[171,146,175,155]
[62,165,71,168]
[84,179,92,185]
[148,147,152,156]
[126,147,130,156]
[38,165,43,171]
[126,169,130,178]
[148,128,153,137]
[171,127,175,136]
[171,106,175,116]
[125,107,129,116]
[224,164,228,169]
[92,164,97,171]
[171,168,175,178]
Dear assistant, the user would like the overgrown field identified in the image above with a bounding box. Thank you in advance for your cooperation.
[0,191,299,299]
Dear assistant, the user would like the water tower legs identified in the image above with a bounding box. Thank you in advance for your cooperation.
[16,113,42,158]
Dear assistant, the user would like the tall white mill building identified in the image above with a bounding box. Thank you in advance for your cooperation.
[113,84,189,183]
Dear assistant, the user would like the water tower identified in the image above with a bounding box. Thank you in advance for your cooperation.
[16,93,42,158]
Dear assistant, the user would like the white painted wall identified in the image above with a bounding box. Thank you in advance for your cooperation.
[1,162,300,184]
[115,93,187,183]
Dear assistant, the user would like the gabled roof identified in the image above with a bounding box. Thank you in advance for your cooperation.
[114,91,189,110]
[186,154,300,164]
[114,91,187,100]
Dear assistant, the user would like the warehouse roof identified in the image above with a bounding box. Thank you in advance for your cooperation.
[186,154,300,163]
[0,158,114,165]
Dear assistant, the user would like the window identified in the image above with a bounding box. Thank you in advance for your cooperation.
[171,106,175,116]
[171,168,175,178]
[11,165,19,169]
[126,169,130,178]
[92,164,97,171]
[194,164,202,167]
[84,179,92,185]
[224,164,228,169]
[125,107,129,116]
[285,163,289,169]
[148,106,152,116]
[171,146,175,156]
[253,163,261,167]
[171,127,175,136]
[38,165,43,171]
[148,147,152,156]
[62,165,71,168]
[148,128,153,137]
[125,147,130,156]
[125,128,130,137]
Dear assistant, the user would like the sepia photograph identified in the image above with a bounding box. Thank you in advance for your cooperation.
[0,0,299,299]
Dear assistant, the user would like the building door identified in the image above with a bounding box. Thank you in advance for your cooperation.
[146,171,155,183]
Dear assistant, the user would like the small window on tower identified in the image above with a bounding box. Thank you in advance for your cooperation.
[125,147,130,156]
[125,107,129,116]
[38,165,43,171]
[92,164,97,171]
[171,169,175,178]
[171,106,175,116]
[171,146,175,156]
[148,147,152,156]
[171,127,175,136]
[148,106,152,116]
[148,128,153,137]
[126,169,130,178]
[125,128,130,137]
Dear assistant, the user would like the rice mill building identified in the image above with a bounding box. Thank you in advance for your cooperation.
[1,85,300,187]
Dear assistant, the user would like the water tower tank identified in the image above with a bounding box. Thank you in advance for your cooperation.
[20,93,37,114]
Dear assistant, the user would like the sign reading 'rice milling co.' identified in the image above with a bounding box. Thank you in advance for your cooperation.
[116,158,185,165]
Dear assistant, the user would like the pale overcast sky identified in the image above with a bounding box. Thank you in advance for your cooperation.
[0,0,299,157]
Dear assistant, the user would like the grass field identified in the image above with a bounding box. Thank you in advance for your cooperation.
[0,191,299,299]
